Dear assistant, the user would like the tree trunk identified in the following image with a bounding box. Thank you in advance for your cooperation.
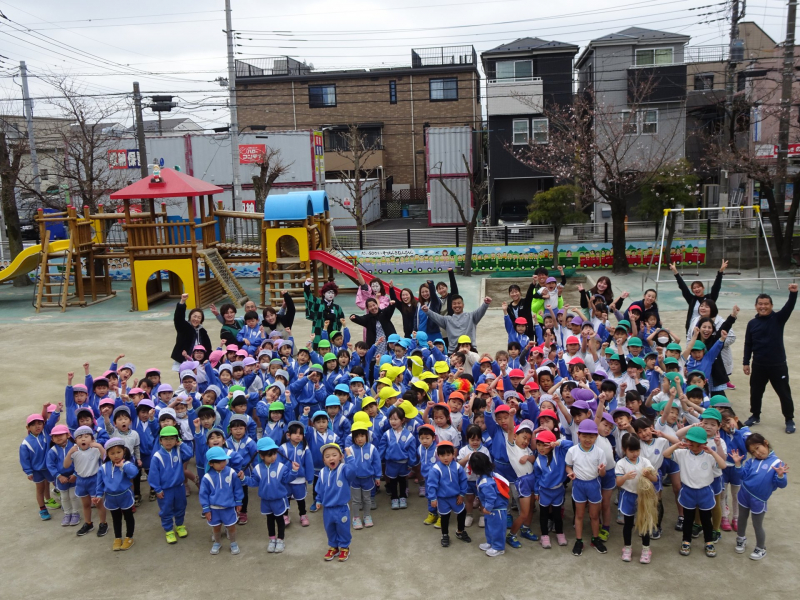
[610,197,631,274]
[780,177,800,267]
[0,136,32,287]
[760,184,788,266]
[552,227,561,267]
[464,221,475,276]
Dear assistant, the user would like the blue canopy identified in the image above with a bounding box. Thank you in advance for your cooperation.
[264,193,313,221]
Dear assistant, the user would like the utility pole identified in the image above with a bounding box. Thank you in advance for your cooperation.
[132,82,149,179]
[225,0,242,209]
[774,0,798,216]
[720,0,743,209]
[19,61,40,194]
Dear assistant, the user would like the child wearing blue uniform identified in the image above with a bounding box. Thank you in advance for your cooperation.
[95,438,139,551]
[64,425,108,537]
[731,433,789,561]
[426,441,470,547]
[200,446,244,555]
[19,407,61,521]
[316,443,358,562]
[149,425,194,544]
[378,407,418,510]
[279,421,314,526]
[470,452,508,557]
[348,422,382,530]
[226,415,258,525]
[47,424,79,526]
[533,429,572,548]
[243,437,300,553]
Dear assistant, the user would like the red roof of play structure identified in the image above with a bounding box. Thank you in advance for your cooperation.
[110,167,224,200]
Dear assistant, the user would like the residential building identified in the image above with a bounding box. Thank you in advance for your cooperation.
[576,27,689,223]
[126,117,203,137]
[480,37,579,224]
[684,22,777,206]
[233,47,482,201]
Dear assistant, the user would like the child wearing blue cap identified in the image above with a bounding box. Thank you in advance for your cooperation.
[316,442,358,561]
[300,402,340,509]
[280,421,314,526]
[243,437,300,553]
[95,438,139,551]
[200,446,244,555]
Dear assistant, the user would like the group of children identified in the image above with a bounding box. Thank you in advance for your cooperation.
[20,280,790,563]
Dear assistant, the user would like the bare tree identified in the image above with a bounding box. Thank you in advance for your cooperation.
[0,125,32,287]
[251,146,292,213]
[329,125,381,231]
[18,77,127,212]
[435,154,488,276]
[512,83,684,274]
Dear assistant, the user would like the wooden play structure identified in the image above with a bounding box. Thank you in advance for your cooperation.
[19,168,393,313]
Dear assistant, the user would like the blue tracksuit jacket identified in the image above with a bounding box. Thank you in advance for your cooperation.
[149,443,194,493]
[426,460,468,502]
[378,427,418,464]
[533,440,573,494]
[200,466,244,512]
[47,442,75,489]
[289,377,327,409]
[279,441,315,481]
[738,452,788,502]
[315,459,358,506]
[302,425,340,472]
[95,460,139,496]
[19,411,60,475]
[226,436,257,476]
[418,442,439,482]
[244,461,298,502]
[347,442,382,482]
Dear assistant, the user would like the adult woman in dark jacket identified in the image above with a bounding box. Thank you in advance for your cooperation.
[389,284,418,338]
[171,294,212,365]
[578,276,627,311]
[624,289,662,327]
[691,308,738,394]
[262,290,296,339]
[349,298,397,349]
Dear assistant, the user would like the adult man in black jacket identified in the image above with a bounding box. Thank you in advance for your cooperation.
[742,283,797,434]
[670,260,728,334]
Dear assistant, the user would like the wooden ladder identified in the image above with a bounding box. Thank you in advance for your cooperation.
[35,233,74,313]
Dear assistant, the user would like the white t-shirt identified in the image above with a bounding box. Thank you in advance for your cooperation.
[435,425,461,448]
[457,444,491,481]
[672,448,717,489]
[654,416,678,437]
[615,456,654,493]
[538,287,559,312]
[639,437,670,471]
[596,435,616,471]
[507,443,534,478]
[565,444,606,481]
[706,437,727,478]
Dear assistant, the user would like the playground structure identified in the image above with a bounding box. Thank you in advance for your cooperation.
[4,167,392,312]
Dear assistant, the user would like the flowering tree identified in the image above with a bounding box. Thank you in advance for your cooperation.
[512,85,685,274]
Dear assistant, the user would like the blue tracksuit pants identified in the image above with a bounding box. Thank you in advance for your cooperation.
[323,504,352,548]
[485,508,507,551]
[157,484,187,531]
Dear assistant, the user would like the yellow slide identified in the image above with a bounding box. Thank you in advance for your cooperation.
[0,240,71,283]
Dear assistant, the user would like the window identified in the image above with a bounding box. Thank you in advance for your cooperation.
[512,119,529,145]
[621,110,638,135]
[323,127,383,152]
[642,110,658,134]
[694,73,714,91]
[496,59,533,81]
[532,118,548,143]
[389,80,397,104]
[635,47,674,66]
[308,84,336,108]
[430,78,458,101]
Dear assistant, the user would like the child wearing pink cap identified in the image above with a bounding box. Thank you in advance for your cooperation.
[48,424,80,526]
[20,405,62,521]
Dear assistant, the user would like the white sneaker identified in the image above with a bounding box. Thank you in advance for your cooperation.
[479,543,491,551]
[140,471,147,481]
[267,538,277,553]
[478,516,485,528]
[735,536,747,554]
[210,542,221,555]
[749,547,766,561]
[274,539,285,553]
[485,548,505,557]
[465,515,474,528]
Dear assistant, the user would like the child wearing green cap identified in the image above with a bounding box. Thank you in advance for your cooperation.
[663,425,728,557]
[149,425,194,544]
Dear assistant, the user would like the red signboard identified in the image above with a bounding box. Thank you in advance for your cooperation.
[239,144,266,164]
[108,149,128,169]
[755,143,800,159]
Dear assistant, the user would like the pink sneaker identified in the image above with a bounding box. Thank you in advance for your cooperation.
[721,517,732,531]
[731,518,738,532]
[640,547,652,564]
[556,533,567,546]
[727,382,736,390]
[284,514,291,526]
[622,546,632,562]
[540,535,552,549]
[300,515,310,527]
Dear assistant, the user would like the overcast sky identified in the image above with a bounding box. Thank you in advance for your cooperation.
[0,0,794,129]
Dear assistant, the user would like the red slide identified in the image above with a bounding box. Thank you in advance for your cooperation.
[309,250,404,298]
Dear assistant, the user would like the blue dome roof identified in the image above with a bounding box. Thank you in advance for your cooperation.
[264,193,313,221]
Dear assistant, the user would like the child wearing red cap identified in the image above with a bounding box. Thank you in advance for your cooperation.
[533,429,573,547]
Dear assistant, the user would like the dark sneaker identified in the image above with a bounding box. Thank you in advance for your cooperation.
[591,537,608,554]
[441,534,450,547]
[650,528,662,540]
[572,539,584,556]
[675,516,684,531]
[455,530,471,543]
[76,522,94,536]
[786,420,796,434]
[744,416,760,427]
[712,529,722,543]
[692,524,702,539]
[97,523,109,537]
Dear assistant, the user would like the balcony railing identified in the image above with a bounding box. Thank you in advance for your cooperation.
[411,46,476,68]
[685,46,728,64]
[488,77,543,85]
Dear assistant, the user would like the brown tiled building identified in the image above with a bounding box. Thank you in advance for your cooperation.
[234,47,481,191]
